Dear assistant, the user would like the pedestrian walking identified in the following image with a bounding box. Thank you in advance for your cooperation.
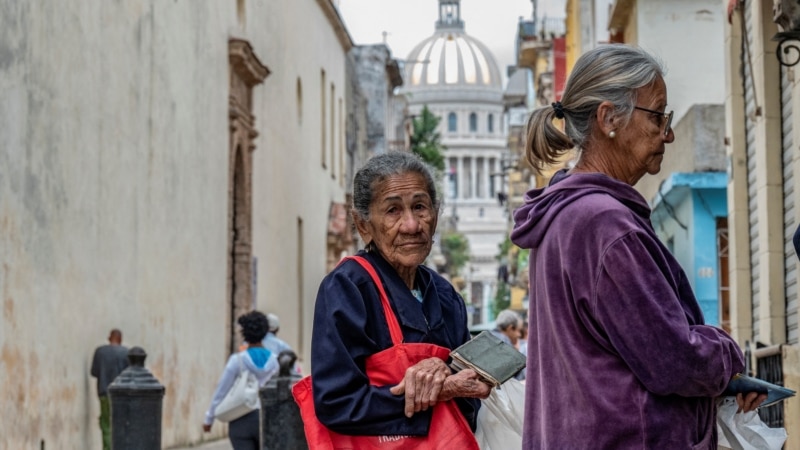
[263,313,301,375]
[203,311,278,450]
[90,328,129,450]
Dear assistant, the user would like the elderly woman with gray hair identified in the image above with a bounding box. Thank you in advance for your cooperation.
[491,309,525,380]
[308,151,490,446]
[511,44,765,449]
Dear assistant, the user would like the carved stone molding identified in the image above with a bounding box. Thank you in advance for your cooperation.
[229,38,270,87]
[226,38,267,353]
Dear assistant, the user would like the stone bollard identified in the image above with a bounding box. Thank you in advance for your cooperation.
[260,350,307,450]
[108,347,165,450]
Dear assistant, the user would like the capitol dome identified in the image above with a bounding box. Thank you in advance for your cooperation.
[404,0,502,90]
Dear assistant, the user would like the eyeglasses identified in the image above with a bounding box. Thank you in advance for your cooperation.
[633,106,673,137]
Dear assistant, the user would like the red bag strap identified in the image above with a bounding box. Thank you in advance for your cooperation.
[344,255,404,346]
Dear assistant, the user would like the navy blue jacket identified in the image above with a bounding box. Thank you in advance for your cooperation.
[310,250,479,436]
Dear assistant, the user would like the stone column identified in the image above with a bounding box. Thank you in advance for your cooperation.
[261,351,307,449]
[482,156,490,199]
[458,156,466,200]
[470,156,477,199]
[108,347,165,450]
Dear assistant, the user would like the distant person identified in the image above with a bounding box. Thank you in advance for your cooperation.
[90,329,129,450]
[263,313,301,374]
[263,313,291,354]
[203,311,279,450]
[490,309,525,380]
[490,309,523,349]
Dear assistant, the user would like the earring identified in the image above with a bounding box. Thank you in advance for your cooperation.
[608,130,616,138]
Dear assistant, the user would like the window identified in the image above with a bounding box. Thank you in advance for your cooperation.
[330,83,335,178]
[321,69,326,168]
[448,112,457,132]
[488,114,494,133]
[296,77,303,124]
[469,112,477,132]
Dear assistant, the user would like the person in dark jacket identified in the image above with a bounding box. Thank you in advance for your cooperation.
[511,44,766,449]
[91,329,128,450]
[311,151,490,438]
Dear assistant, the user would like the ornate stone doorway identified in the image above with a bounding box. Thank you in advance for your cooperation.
[227,39,269,353]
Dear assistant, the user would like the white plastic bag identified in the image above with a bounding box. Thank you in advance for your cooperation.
[474,378,525,449]
[717,397,787,450]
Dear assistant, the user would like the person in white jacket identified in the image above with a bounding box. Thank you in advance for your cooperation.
[203,311,279,450]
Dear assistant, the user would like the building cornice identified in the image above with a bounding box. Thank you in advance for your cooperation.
[317,0,354,52]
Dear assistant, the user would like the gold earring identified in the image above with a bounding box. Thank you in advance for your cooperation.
[609,130,616,138]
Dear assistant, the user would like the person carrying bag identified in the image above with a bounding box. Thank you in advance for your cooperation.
[213,352,261,422]
[293,255,479,450]
[203,311,279,450]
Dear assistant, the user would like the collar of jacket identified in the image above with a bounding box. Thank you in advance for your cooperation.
[358,250,445,336]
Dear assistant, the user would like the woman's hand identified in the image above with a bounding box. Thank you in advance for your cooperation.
[389,357,451,418]
[202,423,212,432]
[736,392,768,413]
[438,369,491,402]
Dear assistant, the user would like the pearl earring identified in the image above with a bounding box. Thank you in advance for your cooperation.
[609,130,616,138]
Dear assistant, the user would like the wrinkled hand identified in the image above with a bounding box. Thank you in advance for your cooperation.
[438,369,491,403]
[736,392,768,413]
[202,423,212,432]
[389,357,451,418]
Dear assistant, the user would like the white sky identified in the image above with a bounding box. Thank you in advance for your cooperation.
[336,0,567,86]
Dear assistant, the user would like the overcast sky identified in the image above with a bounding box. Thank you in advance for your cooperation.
[336,0,567,86]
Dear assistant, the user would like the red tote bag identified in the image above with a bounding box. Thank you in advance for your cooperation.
[292,256,480,450]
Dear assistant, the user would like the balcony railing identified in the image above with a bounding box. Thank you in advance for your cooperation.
[518,17,566,42]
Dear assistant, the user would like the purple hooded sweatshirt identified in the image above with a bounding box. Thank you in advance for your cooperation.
[510,171,744,450]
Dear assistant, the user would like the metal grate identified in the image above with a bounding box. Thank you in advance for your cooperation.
[754,345,785,427]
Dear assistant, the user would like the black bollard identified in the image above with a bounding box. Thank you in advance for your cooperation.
[108,347,165,450]
[260,350,308,450]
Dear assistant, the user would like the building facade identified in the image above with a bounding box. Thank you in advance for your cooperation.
[0,0,351,447]
[725,0,800,437]
[400,0,508,324]
[345,43,407,253]
[604,0,730,330]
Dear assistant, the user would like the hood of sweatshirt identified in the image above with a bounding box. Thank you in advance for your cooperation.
[510,170,651,249]
[241,347,278,376]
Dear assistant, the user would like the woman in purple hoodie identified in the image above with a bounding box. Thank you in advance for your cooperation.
[510,44,765,449]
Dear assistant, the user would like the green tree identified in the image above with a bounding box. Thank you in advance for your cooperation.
[492,280,511,319]
[440,231,469,278]
[410,105,445,171]
[492,237,513,318]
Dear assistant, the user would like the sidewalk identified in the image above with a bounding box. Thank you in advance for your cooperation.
[167,438,231,450]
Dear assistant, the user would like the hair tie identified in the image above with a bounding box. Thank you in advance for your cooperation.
[551,102,565,119]
[552,102,564,119]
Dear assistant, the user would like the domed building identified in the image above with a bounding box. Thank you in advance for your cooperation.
[401,0,508,325]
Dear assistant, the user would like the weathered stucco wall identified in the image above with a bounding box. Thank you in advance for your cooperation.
[0,0,349,448]
[246,0,349,371]
[0,1,234,448]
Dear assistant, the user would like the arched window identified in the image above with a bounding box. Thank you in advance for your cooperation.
[469,112,478,132]
[448,112,457,132]
[488,114,494,133]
